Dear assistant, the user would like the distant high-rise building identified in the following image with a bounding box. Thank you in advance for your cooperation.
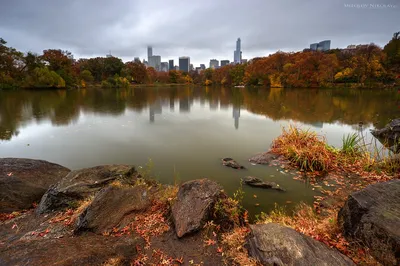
[241,59,248,64]
[234,38,242,64]
[221,60,230,67]
[200,64,206,70]
[161,62,169,72]
[179,57,190,72]
[149,55,161,71]
[209,59,219,69]
[147,46,153,61]
[134,57,140,63]
[310,40,331,51]
[318,40,331,51]
[169,60,174,71]
[190,64,194,71]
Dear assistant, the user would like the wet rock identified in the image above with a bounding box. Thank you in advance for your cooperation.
[371,118,400,153]
[338,179,400,265]
[172,179,224,238]
[248,152,281,165]
[0,158,70,213]
[242,176,285,192]
[75,185,151,234]
[37,165,139,214]
[222,158,245,169]
[0,234,144,266]
[247,223,355,266]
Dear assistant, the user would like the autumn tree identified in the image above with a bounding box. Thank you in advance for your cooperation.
[122,61,147,83]
[41,49,76,87]
[384,32,400,71]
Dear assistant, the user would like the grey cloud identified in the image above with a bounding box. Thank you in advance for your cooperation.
[0,0,398,66]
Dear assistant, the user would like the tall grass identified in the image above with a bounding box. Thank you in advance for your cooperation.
[271,125,336,172]
[341,133,361,155]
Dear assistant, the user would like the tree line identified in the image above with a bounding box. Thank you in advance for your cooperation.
[0,32,399,89]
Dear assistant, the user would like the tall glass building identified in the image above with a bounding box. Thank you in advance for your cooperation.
[179,57,190,72]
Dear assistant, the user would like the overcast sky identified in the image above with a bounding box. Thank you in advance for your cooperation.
[0,0,399,66]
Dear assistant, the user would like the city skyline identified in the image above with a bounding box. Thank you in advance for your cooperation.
[1,0,398,67]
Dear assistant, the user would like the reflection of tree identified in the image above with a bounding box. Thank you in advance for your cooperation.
[1,86,399,141]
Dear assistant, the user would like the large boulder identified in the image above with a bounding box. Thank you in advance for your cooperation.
[75,185,151,234]
[338,179,400,265]
[0,234,143,266]
[242,176,285,192]
[37,165,139,214]
[0,158,70,213]
[371,118,400,153]
[222,158,245,169]
[247,223,355,266]
[249,152,281,165]
[172,179,224,238]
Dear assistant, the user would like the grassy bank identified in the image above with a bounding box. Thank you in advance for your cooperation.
[257,125,398,265]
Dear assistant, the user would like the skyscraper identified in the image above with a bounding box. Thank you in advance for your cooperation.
[209,59,219,69]
[310,40,331,51]
[234,38,242,64]
[169,60,174,71]
[221,60,230,67]
[148,55,161,71]
[147,46,153,61]
[179,57,190,72]
[161,62,169,72]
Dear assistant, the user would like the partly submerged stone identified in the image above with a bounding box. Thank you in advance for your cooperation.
[248,152,281,165]
[371,118,400,153]
[37,165,139,214]
[242,176,285,192]
[0,158,70,213]
[247,223,355,266]
[172,179,224,238]
[75,185,151,234]
[338,179,400,265]
[221,158,245,169]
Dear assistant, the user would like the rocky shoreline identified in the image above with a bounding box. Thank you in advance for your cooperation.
[0,157,399,265]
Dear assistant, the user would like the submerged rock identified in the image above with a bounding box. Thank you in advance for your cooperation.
[75,185,151,234]
[338,179,400,265]
[0,158,70,213]
[37,165,139,214]
[371,118,400,153]
[172,179,224,238]
[248,152,281,165]
[221,158,245,169]
[242,176,285,192]
[247,223,355,266]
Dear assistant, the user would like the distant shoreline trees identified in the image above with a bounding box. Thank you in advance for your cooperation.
[0,32,399,90]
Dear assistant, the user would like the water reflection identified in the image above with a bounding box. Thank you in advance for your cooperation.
[1,86,399,141]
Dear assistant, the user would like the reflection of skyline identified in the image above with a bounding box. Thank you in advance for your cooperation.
[1,86,400,141]
[233,106,240,129]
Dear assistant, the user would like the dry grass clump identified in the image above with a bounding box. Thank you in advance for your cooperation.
[221,227,260,266]
[271,125,337,172]
[49,196,94,226]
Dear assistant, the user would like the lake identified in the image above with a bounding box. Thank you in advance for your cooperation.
[1,86,399,218]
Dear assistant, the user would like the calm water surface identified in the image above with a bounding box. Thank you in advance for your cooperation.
[1,86,399,217]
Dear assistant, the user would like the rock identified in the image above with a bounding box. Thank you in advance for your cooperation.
[222,158,245,169]
[338,179,400,265]
[0,234,144,266]
[172,179,224,238]
[0,158,70,213]
[242,176,285,192]
[37,165,139,214]
[249,152,281,165]
[75,185,151,234]
[247,223,355,266]
[371,118,400,153]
